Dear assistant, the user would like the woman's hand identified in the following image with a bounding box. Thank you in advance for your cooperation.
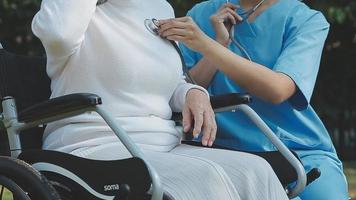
[183,89,217,147]
[158,17,212,53]
[210,3,242,46]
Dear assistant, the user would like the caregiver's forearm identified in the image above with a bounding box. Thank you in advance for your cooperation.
[200,38,296,104]
[189,57,218,89]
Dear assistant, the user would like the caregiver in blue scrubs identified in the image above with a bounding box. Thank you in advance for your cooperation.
[158,0,349,199]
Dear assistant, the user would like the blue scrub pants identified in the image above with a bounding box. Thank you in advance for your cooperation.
[292,150,349,200]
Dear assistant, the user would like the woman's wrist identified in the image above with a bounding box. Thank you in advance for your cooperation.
[186,87,209,99]
[216,38,230,47]
[200,37,223,57]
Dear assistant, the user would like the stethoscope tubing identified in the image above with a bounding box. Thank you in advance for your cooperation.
[227,0,266,61]
[170,41,197,84]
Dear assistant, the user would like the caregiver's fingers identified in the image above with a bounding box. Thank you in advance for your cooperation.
[165,35,186,42]
[213,7,242,24]
[160,28,187,38]
[159,16,192,27]
[215,12,238,24]
[158,19,188,33]
[221,2,239,10]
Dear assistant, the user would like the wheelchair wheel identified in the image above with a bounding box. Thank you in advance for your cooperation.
[0,175,30,200]
[0,156,61,200]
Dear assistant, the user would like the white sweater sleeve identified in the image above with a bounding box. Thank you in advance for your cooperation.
[169,77,210,112]
[32,0,97,57]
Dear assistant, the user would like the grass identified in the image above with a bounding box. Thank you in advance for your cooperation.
[0,162,355,200]
[345,161,356,200]
[0,188,13,200]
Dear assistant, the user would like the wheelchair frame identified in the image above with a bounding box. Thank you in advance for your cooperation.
[0,41,318,199]
[1,96,163,200]
[1,94,307,199]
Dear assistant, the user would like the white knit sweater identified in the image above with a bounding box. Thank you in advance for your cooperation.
[32,0,206,152]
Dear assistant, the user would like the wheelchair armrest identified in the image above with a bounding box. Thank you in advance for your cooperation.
[172,93,252,121]
[18,93,102,123]
[211,93,252,108]
[211,93,252,112]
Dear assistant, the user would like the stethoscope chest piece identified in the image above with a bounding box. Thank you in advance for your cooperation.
[97,0,108,6]
[144,18,160,36]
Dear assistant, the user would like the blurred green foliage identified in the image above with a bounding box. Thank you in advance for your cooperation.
[0,0,42,55]
[0,0,355,158]
[0,0,355,56]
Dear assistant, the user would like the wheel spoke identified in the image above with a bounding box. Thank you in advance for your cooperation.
[0,185,4,199]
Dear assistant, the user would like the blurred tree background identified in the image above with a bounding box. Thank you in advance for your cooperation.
[0,0,355,160]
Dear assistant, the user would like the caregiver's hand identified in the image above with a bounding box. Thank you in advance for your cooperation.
[210,3,242,46]
[183,89,217,147]
[158,17,211,53]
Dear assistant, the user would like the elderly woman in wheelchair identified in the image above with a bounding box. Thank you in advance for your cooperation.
[0,0,321,200]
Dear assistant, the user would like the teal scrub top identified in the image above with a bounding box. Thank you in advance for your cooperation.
[180,0,336,153]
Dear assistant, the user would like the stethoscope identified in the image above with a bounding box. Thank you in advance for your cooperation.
[97,0,306,81]
[143,0,267,82]
[97,0,265,81]
[227,0,303,61]
[144,18,196,84]
[96,0,196,83]
[227,0,267,61]
[142,0,267,81]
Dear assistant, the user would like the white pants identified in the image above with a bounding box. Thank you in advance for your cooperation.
[71,143,289,200]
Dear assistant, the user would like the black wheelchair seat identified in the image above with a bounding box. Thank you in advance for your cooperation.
[18,150,152,200]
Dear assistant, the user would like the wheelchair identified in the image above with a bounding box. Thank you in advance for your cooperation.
[0,43,321,200]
